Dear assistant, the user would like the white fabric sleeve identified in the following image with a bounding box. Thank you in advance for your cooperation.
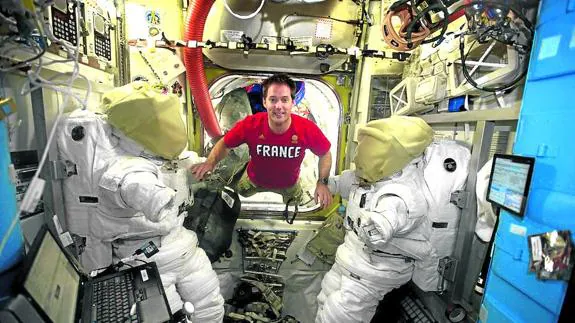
[475,158,497,242]
[328,170,356,200]
[357,195,408,250]
[120,172,176,222]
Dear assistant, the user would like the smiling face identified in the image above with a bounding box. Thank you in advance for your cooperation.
[263,83,294,129]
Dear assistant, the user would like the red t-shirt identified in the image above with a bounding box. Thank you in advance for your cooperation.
[224,113,331,189]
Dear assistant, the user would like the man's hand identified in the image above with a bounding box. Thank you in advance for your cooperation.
[189,161,215,181]
[315,182,333,209]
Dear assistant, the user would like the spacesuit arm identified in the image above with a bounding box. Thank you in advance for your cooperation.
[357,195,408,249]
[327,169,356,200]
[119,171,177,222]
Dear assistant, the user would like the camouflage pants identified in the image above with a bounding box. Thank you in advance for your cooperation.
[235,167,304,206]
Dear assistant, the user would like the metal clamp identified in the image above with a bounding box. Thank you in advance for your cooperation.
[51,160,77,180]
[128,33,412,62]
[450,190,471,209]
[437,256,458,293]
[392,52,410,61]
[241,34,254,55]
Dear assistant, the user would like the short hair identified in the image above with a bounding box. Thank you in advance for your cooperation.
[262,73,296,100]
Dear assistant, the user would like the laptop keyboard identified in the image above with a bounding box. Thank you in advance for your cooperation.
[92,272,137,322]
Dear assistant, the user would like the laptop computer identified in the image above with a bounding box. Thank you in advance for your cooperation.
[17,225,172,323]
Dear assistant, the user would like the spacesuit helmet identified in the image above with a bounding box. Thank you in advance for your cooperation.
[101,81,187,160]
[354,116,433,183]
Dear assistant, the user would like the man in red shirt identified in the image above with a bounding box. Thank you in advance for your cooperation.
[191,73,333,210]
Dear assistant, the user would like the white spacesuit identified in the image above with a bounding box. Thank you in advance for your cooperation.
[57,82,224,322]
[315,116,434,323]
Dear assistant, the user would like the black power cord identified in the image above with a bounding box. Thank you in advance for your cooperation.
[459,32,528,93]
[396,0,534,92]
[282,13,361,26]
[0,35,46,71]
[401,0,534,49]
[405,1,451,48]
[457,1,534,92]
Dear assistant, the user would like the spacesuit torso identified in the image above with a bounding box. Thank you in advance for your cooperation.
[316,158,433,323]
[58,110,192,270]
[331,160,432,278]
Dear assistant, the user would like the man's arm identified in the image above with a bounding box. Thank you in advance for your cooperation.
[190,139,230,180]
[315,151,333,208]
[191,115,248,180]
[318,151,332,181]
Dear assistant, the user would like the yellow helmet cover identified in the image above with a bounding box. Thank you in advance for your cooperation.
[101,82,187,160]
[354,116,433,183]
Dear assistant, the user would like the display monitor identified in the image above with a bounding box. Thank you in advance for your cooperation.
[486,154,535,216]
[23,229,80,323]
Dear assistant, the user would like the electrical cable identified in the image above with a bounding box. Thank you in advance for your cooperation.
[281,13,360,25]
[459,32,527,92]
[0,20,46,72]
[400,0,533,50]
[315,43,334,60]
[456,1,534,92]
[0,1,90,256]
[405,2,450,47]
[0,38,46,72]
[0,11,17,28]
[399,0,533,92]
[222,0,266,20]
[21,3,92,107]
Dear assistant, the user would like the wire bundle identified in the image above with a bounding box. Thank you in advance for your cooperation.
[0,0,91,255]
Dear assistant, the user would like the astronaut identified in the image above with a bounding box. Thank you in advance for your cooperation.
[57,82,224,322]
[315,116,434,323]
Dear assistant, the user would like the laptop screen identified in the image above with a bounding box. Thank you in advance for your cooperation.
[23,231,80,323]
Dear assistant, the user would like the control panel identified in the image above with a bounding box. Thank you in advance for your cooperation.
[49,0,79,46]
[84,0,114,63]
[41,0,116,71]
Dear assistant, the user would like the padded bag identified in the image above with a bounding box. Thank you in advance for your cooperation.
[184,187,241,262]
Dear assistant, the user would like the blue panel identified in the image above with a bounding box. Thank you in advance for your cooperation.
[483,276,555,323]
[481,1,574,321]
[0,120,24,273]
[515,69,575,232]
[482,213,569,323]
[491,214,567,315]
[528,13,575,81]
[518,74,575,115]
[538,0,570,24]
[526,188,575,229]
